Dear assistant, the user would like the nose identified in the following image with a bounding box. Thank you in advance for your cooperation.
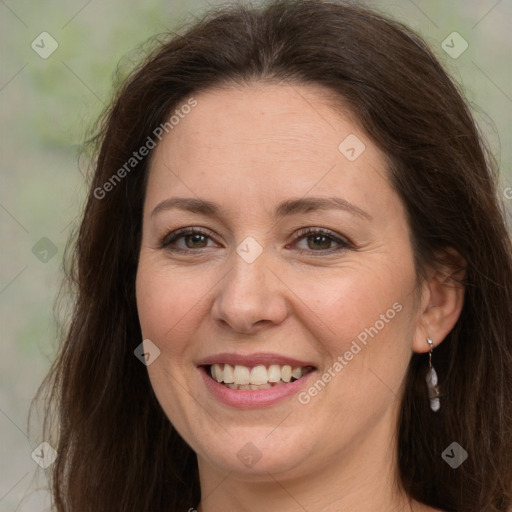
[210,249,289,334]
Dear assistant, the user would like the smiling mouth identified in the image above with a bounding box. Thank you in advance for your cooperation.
[205,363,316,390]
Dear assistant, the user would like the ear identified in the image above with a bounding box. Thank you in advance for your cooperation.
[412,247,466,354]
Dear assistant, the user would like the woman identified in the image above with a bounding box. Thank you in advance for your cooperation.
[38,0,512,510]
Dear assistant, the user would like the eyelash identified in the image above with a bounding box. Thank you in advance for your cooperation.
[159,227,352,255]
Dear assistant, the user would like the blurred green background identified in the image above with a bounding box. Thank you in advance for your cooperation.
[1,0,510,509]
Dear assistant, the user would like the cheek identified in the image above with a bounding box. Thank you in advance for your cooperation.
[286,259,416,409]
[136,262,210,349]
[135,262,207,437]
[287,261,412,350]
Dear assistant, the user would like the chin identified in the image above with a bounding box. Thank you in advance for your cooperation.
[192,426,322,479]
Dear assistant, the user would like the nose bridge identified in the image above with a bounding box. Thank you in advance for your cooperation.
[211,243,288,332]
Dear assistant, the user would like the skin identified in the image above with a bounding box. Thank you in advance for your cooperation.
[135,82,464,511]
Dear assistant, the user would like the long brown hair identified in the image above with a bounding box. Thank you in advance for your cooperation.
[36,0,512,510]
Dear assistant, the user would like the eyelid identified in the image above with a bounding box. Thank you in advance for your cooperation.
[291,227,352,253]
[159,226,221,250]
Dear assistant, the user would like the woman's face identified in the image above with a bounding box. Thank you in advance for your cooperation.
[136,83,426,481]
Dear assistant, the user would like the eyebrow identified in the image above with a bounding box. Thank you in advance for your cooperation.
[151,196,372,220]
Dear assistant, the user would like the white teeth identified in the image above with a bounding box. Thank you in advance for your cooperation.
[212,363,223,382]
[223,363,234,384]
[233,365,250,385]
[281,365,292,383]
[291,366,302,379]
[252,383,271,390]
[268,364,281,383]
[249,365,268,385]
[209,363,310,387]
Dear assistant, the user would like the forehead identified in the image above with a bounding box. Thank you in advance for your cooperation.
[145,82,397,221]
[155,82,362,162]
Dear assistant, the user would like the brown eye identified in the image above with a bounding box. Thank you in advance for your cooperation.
[305,234,333,250]
[160,228,218,252]
[183,233,209,249]
[292,228,351,254]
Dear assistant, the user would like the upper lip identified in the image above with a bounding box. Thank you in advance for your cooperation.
[196,352,317,368]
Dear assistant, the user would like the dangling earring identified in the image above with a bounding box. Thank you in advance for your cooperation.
[426,337,440,412]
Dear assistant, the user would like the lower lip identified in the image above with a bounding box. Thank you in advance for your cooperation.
[199,366,317,408]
